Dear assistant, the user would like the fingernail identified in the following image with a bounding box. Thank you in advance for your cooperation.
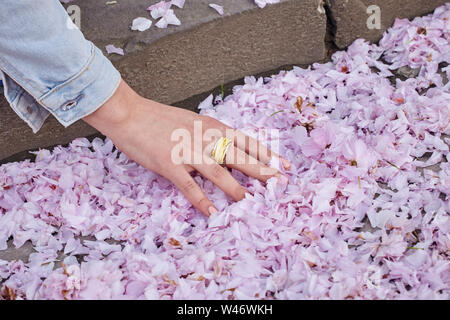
[238,188,249,200]
[281,157,291,170]
[208,206,219,215]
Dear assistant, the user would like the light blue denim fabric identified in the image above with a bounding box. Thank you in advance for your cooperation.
[0,0,121,133]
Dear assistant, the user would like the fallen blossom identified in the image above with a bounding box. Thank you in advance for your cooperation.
[131,17,152,32]
[171,0,185,9]
[254,0,280,9]
[147,1,181,28]
[209,4,224,15]
[105,44,124,56]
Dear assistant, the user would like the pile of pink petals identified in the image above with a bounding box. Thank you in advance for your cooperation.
[1,5,449,300]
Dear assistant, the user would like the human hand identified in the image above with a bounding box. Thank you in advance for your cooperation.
[84,80,290,217]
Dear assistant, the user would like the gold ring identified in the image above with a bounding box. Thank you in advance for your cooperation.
[211,137,233,165]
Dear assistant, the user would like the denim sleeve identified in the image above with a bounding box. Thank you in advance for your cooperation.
[0,0,121,133]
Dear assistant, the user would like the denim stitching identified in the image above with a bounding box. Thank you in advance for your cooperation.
[38,42,96,103]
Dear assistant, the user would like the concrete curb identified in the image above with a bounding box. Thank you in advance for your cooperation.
[327,0,448,49]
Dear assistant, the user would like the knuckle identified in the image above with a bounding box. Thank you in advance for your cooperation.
[208,117,227,131]
[180,179,197,194]
[211,165,225,180]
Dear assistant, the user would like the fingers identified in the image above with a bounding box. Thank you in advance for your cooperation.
[167,117,291,218]
[193,161,248,202]
[207,118,290,170]
[170,168,218,217]
[233,129,291,170]
[224,146,280,182]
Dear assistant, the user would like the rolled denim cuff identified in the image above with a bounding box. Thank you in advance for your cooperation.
[38,42,121,127]
[1,70,50,133]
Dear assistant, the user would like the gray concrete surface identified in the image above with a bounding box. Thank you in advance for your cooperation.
[0,101,100,164]
[327,0,449,49]
[0,240,35,264]
[114,0,327,104]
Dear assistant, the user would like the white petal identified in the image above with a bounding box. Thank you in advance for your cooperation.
[198,94,214,110]
[105,44,124,55]
[131,17,152,32]
[171,0,185,8]
[209,4,224,15]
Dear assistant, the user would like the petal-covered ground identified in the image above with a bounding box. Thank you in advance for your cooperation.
[0,5,449,300]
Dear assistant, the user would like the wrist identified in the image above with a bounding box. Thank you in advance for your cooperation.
[83,79,140,135]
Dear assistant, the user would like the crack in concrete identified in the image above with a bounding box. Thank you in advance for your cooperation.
[323,0,339,59]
